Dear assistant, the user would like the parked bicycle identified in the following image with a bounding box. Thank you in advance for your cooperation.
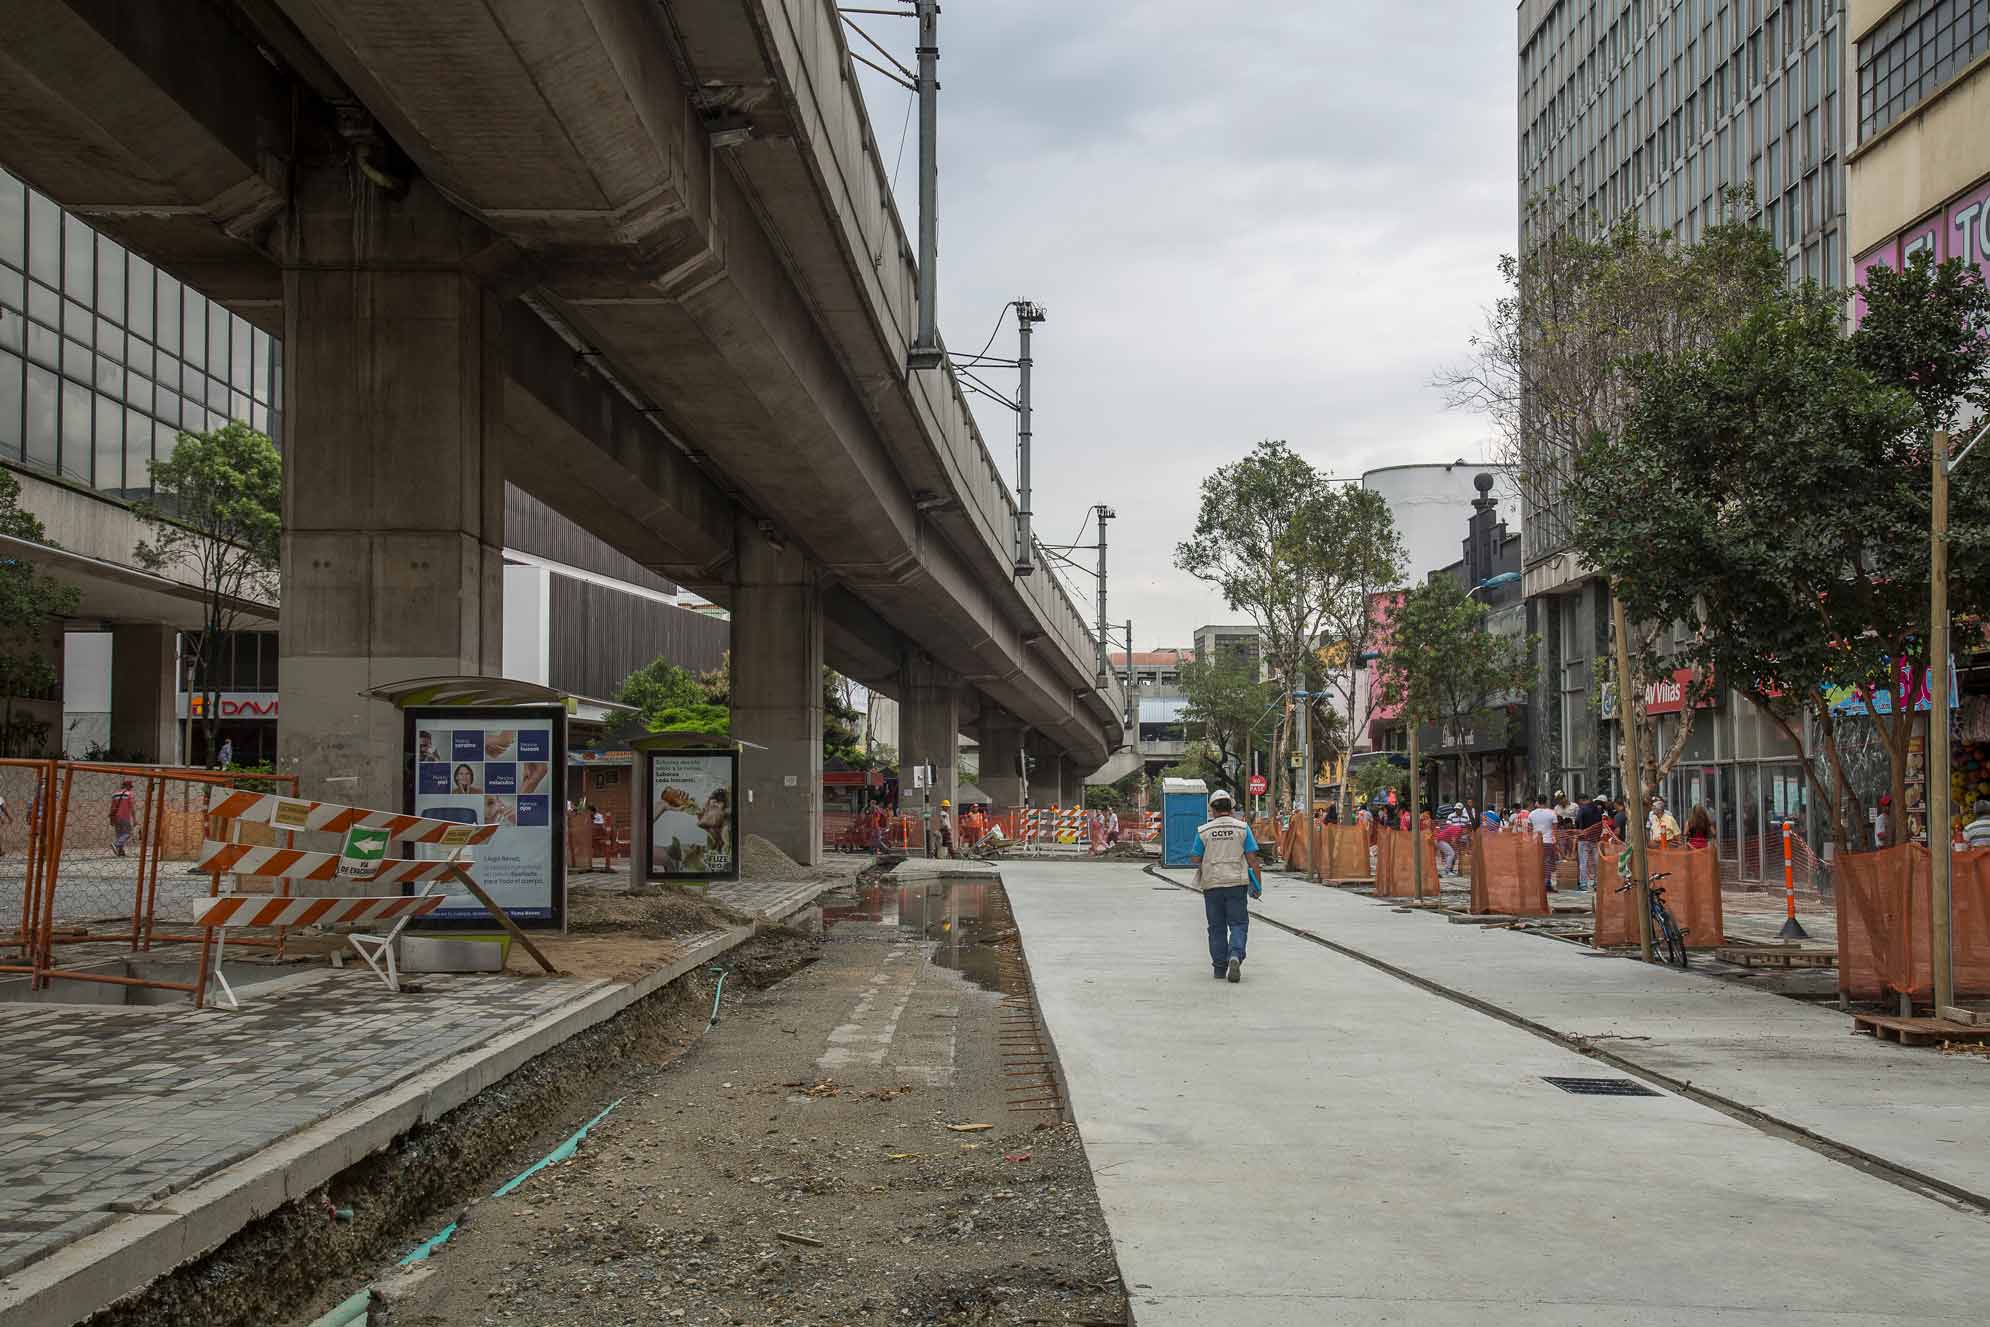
[1615,868,1689,969]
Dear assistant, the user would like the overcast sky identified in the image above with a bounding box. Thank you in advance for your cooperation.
[851,0,1518,650]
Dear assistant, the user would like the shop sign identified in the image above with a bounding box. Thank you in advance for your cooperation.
[1824,657,1959,716]
[177,691,279,719]
[1643,668,1716,716]
[1855,174,1990,323]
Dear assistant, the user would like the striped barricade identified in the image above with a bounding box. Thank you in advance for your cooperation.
[204,788,502,846]
[194,893,447,930]
[195,840,470,887]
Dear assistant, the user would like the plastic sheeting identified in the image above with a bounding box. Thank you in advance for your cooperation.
[1373,827,1439,899]
[1836,845,1990,1000]
[1469,831,1548,916]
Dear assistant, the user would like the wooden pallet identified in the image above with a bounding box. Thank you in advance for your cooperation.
[1852,1013,1990,1047]
[1939,1005,1990,1027]
[1715,946,1837,969]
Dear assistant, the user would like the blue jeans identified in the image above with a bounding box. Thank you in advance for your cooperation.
[1204,885,1249,970]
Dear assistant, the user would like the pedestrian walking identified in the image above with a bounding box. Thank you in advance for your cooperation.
[1189,789,1262,984]
[1964,799,1990,848]
[1609,799,1629,841]
[108,778,137,857]
[1526,794,1559,893]
[217,737,233,770]
[1573,791,1603,891]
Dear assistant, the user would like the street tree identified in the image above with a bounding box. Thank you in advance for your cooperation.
[1440,200,1783,785]
[1174,441,1388,810]
[1373,578,1536,812]
[132,423,281,766]
[1177,655,1279,793]
[1577,253,1990,851]
[0,469,81,755]
[1308,486,1404,816]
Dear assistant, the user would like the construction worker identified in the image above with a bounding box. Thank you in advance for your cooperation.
[1189,789,1263,983]
[938,798,955,858]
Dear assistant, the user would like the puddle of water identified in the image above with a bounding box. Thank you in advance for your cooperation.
[822,878,1013,994]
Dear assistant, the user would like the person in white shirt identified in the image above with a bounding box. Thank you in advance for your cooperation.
[1526,794,1560,894]
[1647,796,1681,845]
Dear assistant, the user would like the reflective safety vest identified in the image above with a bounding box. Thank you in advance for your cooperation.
[1194,815,1252,889]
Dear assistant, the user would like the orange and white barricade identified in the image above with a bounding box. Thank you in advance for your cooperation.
[192,788,532,1007]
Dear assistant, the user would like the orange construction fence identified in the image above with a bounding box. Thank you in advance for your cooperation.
[1373,827,1439,899]
[1592,843,1724,949]
[9,763,300,995]
[1318,824,1370,880]
[1836,844,1990,1002]
[1470,831,1548,916]
[1284,818,1314,874]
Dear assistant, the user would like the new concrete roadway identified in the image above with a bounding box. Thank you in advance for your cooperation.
[1004,862,1990,1325]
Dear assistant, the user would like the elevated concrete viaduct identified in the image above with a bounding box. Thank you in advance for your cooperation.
[0,0,1124,860]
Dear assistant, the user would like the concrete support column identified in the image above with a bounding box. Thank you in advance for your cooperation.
[1026,732,1064,808]
[977,713,1027,813]
[110,624,179,764]
[900,655,959,854]
[278,166,505,810]
[730,519,823,866]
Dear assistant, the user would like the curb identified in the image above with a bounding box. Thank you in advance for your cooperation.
[0,925,755,1327]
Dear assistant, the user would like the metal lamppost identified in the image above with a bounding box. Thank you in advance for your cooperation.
[1930,420,1989,1016]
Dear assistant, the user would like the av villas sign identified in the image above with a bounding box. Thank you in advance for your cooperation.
[176,691,279,720]
[1854,174,1990,322]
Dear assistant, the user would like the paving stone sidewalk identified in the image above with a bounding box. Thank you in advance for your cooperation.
[0,966,610,1279]
[707,876,837,921]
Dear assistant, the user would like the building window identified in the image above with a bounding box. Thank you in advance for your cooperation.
[1857,0,1990,141]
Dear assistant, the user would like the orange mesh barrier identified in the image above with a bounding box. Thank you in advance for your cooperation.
[1321,825,1370,879]
[1469,832,1547,916]
[1286,819,1314,874]
[1593,850,1637,947]
[1649,846,1724,949]
[1373,827,1438,899]
[1592,845,1723,948]
[1836,845,1990,1001]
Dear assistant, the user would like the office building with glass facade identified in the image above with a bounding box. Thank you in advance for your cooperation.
[2,163,728,767]
[1513,1,1851,878]
[0,167,281,501]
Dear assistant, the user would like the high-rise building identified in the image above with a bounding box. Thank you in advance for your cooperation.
[1514,0,1850,803]
[1847,2,1990,303]
[1518,0,1847,287]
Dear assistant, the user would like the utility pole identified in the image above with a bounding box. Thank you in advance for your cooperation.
[1612,590,1654,963]
[906,0,943,369]
[1093,505,1115,682]
[1013,301,1046,575]
[1409,718,1424,901]
[1930,428,1955,1015]
[1123,619,1134,730]
[1295,687,1313,824]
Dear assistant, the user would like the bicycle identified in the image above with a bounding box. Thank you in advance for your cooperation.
[1616,869,1689,969]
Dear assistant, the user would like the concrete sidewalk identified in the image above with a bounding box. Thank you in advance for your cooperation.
[1230,869,1990,1205]
[1005,863,1990,1325]
[0,925,749,1327]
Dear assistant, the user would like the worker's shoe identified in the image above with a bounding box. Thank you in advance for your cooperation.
[1225,958,1242,984]
[1212,967,1226,980]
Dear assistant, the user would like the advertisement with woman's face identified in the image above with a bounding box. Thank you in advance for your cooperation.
[649,752,737,878]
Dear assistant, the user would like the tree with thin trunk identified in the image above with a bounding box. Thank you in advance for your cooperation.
[1310,489,1405,817]
[0,469,80,756]
[132,423,281,766]
[1177,655,1278,793]
[1576,253,1990,853]
[1438,196,1784,789]
[1175,441,1365,811]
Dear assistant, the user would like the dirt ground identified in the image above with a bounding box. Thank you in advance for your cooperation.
[346,879,1126,1327]
[542,885,759,982]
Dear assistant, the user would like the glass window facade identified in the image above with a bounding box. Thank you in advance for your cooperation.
[0,167,281,501]
[1857,0,1990,140]
[1519,1,1845,291]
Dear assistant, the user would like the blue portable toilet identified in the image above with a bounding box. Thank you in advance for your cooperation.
[1161,778,1210,868]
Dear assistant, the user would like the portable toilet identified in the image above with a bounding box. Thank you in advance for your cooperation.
[1161,778,1210,868]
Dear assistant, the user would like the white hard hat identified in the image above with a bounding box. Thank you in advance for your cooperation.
[1208,788,1235,806]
